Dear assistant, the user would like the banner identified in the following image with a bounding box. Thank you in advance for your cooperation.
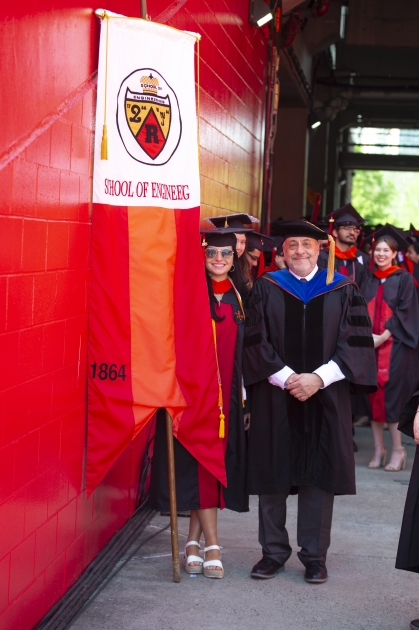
[87,14,225,493]
[93,15,200,208]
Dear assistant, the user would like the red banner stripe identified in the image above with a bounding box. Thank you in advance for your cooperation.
[87,205,135,493]
[173,208,227,486]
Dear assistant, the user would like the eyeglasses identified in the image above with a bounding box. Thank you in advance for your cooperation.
[205,247,234,259]
[340,226,361,234]
[246,251,260,262]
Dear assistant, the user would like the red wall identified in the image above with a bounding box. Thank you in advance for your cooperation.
[0,2,267,628]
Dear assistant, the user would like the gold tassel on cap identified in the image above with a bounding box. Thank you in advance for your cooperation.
[326,234,335,285]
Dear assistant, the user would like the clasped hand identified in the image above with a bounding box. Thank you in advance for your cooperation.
[285,373,323,402]
[372,329,391,349]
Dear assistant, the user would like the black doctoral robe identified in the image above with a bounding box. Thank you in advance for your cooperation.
[243,269,377,496]
[396,388,419,573]
[148,287,248,513]
[361,269,419,424]
[318,248,370,287]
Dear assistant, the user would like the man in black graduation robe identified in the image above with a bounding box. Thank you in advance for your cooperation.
[243,220,377,583]
[318,204,369,287]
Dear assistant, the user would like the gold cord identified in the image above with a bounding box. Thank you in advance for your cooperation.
[212,319,225,438]
[100,14,109,160]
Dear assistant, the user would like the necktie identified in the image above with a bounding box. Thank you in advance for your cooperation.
[300,278,307,282]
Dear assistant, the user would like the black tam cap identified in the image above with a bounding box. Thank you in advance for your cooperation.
[274,220,329,240]
[205,213,258,232]
[325,204,365,227]
[201,229,237,248]
[365,223,409,250]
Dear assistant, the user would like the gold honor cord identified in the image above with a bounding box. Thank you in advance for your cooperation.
[212,319,225,438]
[211,279,245,439]
[101,13,109,160]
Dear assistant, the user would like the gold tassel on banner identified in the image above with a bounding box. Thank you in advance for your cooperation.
[101,14,109,160]
[326,234,335,285]
[101,124,108,160]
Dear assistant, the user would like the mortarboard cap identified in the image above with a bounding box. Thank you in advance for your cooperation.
[272,236,284,250]
[201,228,237,248]
[274,220,329,240]
[205,213,259,231]
[324,204,365,228]
[364,223,409,251]
[246,231,273,251]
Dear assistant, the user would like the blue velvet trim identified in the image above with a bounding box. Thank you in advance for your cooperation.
[266,269,347,304]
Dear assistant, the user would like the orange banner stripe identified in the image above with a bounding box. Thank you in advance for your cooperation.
[128,206,187,438]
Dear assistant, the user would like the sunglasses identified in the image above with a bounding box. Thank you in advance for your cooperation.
[205,248,234,259]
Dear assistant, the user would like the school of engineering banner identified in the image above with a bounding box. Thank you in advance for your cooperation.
[87,14,225,493]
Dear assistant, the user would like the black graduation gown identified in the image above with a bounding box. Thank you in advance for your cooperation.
[148,288,249,513]
[396,388,419,573]
[319,248,369,288]
[243,269,377,496]
[361,269,419,424]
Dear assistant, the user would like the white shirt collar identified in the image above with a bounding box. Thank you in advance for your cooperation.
[288,264,318,282]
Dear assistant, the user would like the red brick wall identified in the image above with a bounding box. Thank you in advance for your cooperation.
[0,2,267,628]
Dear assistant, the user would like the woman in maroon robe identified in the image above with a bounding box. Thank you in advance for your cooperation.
[361,225,419,471]
[148,229,248,579]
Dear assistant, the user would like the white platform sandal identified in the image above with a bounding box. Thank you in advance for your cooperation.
[182,540,203,574]
[203,545,224,579]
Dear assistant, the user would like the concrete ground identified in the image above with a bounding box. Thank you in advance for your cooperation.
[72,427,419,630]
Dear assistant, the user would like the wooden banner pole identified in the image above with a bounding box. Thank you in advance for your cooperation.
[165,410,180,582]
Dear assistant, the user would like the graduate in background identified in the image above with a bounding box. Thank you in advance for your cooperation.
[243,220,377,584]
[319,204,369,286]
[148,229,248,580]
[205,213,258,258]
[361,225,419,472]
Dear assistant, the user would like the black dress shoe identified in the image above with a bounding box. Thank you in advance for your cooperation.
[410,621,419,629]
[250,556,284,579]
[304,561,328,584]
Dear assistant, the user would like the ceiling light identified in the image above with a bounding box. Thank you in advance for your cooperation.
[311,121,321,129]
[249,0,273,28]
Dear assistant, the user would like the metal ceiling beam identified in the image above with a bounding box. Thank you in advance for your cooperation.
[340,152,419,171]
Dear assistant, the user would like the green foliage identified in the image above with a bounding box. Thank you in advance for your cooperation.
[351,170,395,225]
[352,170,419,228]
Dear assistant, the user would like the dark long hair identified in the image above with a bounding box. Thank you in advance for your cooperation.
[230,251,251,297]
[205,250,247,321]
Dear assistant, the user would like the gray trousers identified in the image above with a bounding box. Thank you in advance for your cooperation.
[258,485,334,567]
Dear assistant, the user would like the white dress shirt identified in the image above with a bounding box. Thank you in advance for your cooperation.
[267,264,345,389]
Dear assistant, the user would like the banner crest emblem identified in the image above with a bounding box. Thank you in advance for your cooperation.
[117,68,182,166]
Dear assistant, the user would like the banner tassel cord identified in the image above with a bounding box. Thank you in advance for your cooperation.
[101,13,109,160]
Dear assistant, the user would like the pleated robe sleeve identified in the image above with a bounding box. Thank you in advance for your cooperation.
[327,284,377,394]
[384,272,419,349]
[242,280,286,386]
